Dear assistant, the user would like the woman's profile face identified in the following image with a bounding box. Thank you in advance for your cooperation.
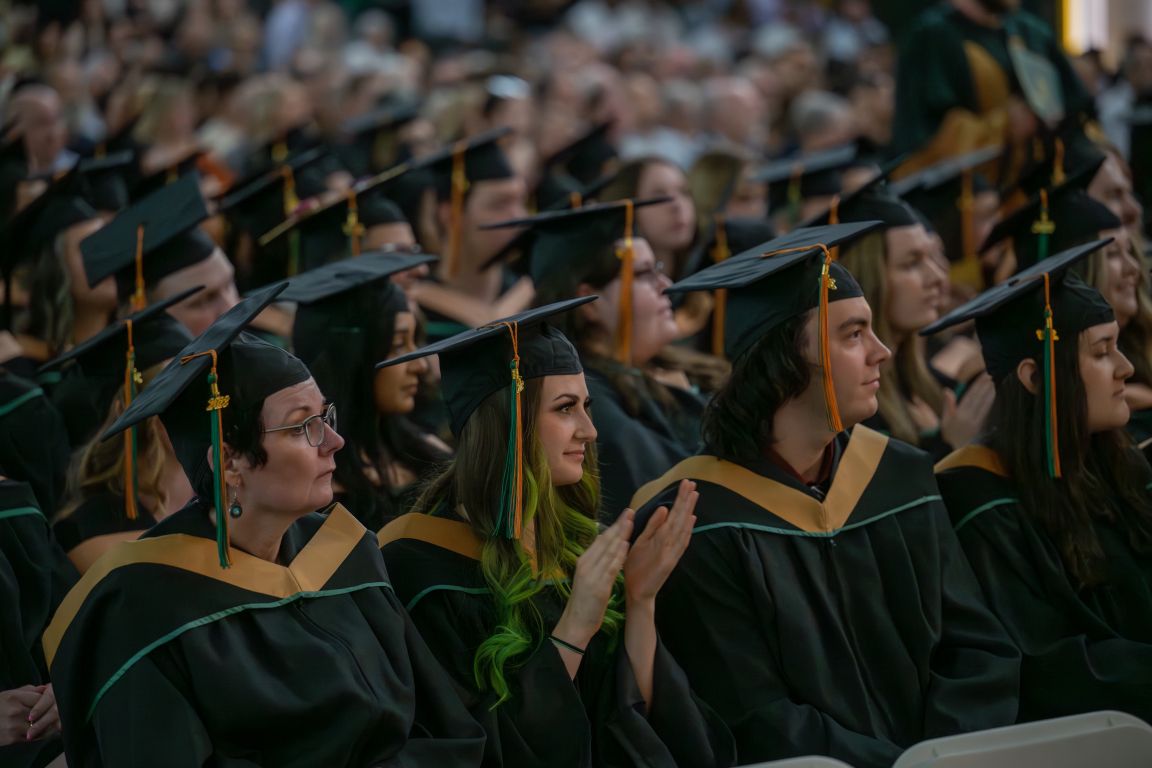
[238,378,345,516]
[374,311,427,415]
[1080,321,1134,434]
[1094,229,1141,328]
[535,373,596,487]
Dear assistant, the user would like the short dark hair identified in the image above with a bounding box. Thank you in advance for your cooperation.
[702,310,812,463]
[192,399,269,501]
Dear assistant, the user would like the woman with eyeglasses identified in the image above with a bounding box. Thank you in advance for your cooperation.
[507,201,708,518]
[44,286,485,767]
[287,253,451,530]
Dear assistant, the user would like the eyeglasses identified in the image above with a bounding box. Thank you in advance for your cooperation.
[632,261,668,286]
[262,403,338,448]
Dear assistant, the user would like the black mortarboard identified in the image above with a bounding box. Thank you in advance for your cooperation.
[279,251,436,306]
[6,166,96,261]
[258,186,410,271]
[377,297,592,538]
[41,286,200,521]
[76,150,135,212]
[101,282,310,566]
[803,185,921,231]
[667,222,882,431]
[535,122,618,208]
[921,240,1114,478]
[80,172,215,306]
[890,146,1003,199]
[757,145,858,220]
[131,148,205,201]
[215,146,328,226]
[981,164,1120,271]
[339,101,421,176]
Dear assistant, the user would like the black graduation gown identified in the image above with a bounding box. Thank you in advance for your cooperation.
[0,480,77,768]
[52,490,155,573]
[378,512,736,768]
[45,500,486,768]
[0,371,71,516]
[631,425,1021,768]
[935,444,1152,722]
[584,365,704,520]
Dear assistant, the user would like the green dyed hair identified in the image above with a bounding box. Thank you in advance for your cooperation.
[411,376,625,705]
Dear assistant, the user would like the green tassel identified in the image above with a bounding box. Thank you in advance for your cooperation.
[1037,232,1049,264]
[209,372,229,568]
[493,375,518,539]
[127,352,139,509]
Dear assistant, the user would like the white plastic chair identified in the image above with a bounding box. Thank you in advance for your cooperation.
[893,710,1152,768]
[739,758,856,768]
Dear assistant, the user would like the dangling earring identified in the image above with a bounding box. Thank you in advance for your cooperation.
[228,488,243,519]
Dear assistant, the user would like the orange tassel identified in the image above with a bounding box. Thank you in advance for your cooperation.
[614,200,635,365]
[280,165,299,215]
[569,191,583,209]
[343,190,364,257]
[1052,138,1066,186]
[132,224,147,312]
[711,213,729,358]
[827,195,841,261]
[122,319,139,520]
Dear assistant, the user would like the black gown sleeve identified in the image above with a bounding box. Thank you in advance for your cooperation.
[891,13,976,155]
[655,528,904,768]
[955,501,1152,721]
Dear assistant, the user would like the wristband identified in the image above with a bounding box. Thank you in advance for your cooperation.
[549,634,586,656]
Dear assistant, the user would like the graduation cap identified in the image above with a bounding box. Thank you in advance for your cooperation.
[667,221,884,432]
[75,150,135,212]
[534,122,619,209]
[756,144,858,225]
[891,147,1003,289]
[131,148,205,201]
[41,286,200,520]
[216,146,328,222]
[679,216,779,356]
[425,127,515,279]
[483,198,670,364]
[921,240,1115,478]
[81,172,214,309]
[258,185,410,272]
[286,252,437,383]
[377,296,593,539]
[101,281,309,567]
[6,165,95,260]
[339,101,421,175]
[980,159,1118,271]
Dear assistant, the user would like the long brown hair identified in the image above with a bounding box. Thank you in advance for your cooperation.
[840,231,944,445]
[987,332,1152,586]
[57,362,171,521]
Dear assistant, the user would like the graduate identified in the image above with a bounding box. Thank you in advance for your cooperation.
[490,200,708,517]
[81,172,240,337]
[44,284,486,767]
[0,369,76,766]
[930,241,1152,722]
[415,129,533,342]
[630,222,1021,768]
[757,144,858,233]
[285,251,449,530]
[50,289,198,572]
[377,299,736,768]
[806,181,994,458]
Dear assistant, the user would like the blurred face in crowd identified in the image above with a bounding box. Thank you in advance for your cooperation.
[1088,154,1144,239]
[579,238,679,367]
[635,161,696,257]
[448,176,527,268]
[884,224,944,335]
[725,176,768,220]
[14,87,68,172]
[1095,228,1141,328]
[154,247,239,336]
[374,311,427,415]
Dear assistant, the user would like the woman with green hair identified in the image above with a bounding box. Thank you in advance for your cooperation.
[378,298,735,768]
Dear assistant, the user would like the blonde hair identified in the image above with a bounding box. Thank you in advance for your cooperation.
[839,231,944,445]
[57,363,171,521]
[133,77,196,144]
[1084,235,1152,386]
[688,147,750,241]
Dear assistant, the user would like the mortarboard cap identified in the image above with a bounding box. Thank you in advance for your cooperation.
[981,160,1119,271]
[377,297,593,538]
[6,166,97,261]
[339,101,421,175]
[76,150,136,213]
[131,148,205,201]
[757,144,858,220]
[102,282,310,566]
[921,240,1114,478]
[80,172,215,307]
[279,251,436,306]
[484,198,668,365]
[667,221,883,431]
